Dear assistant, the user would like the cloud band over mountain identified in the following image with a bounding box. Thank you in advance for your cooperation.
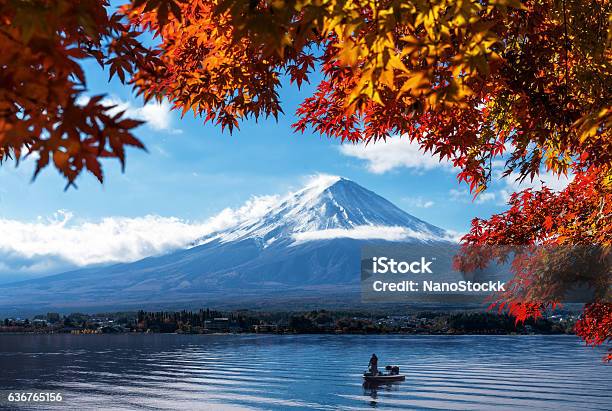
[0,195,278,282]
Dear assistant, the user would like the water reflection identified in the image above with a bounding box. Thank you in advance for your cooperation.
[0,334,609,410]
[363,381,403,405]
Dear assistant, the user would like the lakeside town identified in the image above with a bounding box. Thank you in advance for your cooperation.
[1,309,578,335]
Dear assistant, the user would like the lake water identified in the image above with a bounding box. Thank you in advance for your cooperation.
[0,334,610,410]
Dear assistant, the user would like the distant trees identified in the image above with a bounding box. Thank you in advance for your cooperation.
[447,312,569,334]
[0,309,578,335]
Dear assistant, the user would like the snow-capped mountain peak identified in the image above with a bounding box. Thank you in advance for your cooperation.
[198,175,450,246]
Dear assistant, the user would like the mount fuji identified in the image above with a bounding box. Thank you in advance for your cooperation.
[0,176,454,314]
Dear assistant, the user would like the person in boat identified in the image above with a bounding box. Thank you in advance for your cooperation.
[368,353,378,376]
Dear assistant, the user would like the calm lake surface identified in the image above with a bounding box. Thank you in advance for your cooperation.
[0,334,610,410]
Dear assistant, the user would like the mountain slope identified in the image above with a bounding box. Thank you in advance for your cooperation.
[0,176,452,313]
[198,176,447,245]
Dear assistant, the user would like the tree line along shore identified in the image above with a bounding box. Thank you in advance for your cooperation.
[0,309,577,335]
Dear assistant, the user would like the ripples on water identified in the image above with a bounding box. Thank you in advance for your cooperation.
[0,334,610,410]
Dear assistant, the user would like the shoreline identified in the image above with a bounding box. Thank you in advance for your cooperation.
[0,330,577,336]
[3,308,578,336]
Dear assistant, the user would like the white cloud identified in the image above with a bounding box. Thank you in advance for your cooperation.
[339,137,454,174]
[0,195,278,280]
[403,196,435,208]
[0,212,204,268]
[78,96,177,132]
[449,188,496,204]
[446,169,573,208]
[444,229,466,243]
[136,100,175,131]
[292,225,448,242]
[504,170,574,192]
[203,195,279,232]
[302,174,342,190]
[449,188,469,202]
[498,189,513,204]
[475,192,496,204]
[492,169,574,205]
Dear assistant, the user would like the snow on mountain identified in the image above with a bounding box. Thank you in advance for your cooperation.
[197,175,450,247]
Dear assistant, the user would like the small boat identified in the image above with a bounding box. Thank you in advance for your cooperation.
[363,373,406,383]
[363,365,406,383]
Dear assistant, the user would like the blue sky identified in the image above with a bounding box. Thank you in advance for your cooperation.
[0,58,572,282]
[1,60,504,227]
